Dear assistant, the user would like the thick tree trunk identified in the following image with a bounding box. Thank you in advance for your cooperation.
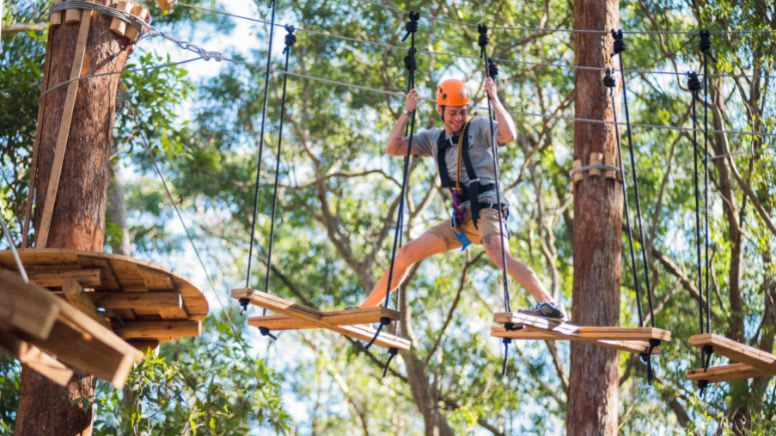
[567,1,621,435]
[15,7,131,435]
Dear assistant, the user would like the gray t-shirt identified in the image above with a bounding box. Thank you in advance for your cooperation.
[410,117,505,206]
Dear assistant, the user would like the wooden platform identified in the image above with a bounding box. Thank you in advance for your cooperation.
[492,312,670,354]
[233,288,410,350]
[0,269,143,388]
[0,249,208,345]
[686,334,775,383]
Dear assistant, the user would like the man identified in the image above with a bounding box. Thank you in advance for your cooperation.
[359,77,567,321]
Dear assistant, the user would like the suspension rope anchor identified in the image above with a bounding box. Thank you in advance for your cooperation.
[365,316,391,349]
[477,24,489,59]
[603,68,616,88]
[698,29,716,61]
[258,326,277,340]
[283,25,296,53]
[611,29,626,56]
[701,344,714,371]
[686,71,701,93]
[381,347,399,377]
[401,11,420,41]
[239,297,250,315]
[486,57,499,80]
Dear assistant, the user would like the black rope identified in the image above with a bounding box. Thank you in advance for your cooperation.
[243,0,278,314]
[258,24,295,327]
[480,24,515,377]
[604,68,644,328]
[700,29,714,335]
[368,12,419,352]
[478,24,511,315]
[686,71,705,341]
[381,347,398,377]
[611,29,656,328]
[382,11,419,310]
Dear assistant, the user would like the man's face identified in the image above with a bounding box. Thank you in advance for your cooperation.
[437,105,468,133]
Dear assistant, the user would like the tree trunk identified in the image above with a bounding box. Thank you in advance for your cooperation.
[567,1,621,435]
[15,7,132,435]
[108,162,131,255]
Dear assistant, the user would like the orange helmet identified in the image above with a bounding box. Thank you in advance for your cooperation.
[436,79,469,107]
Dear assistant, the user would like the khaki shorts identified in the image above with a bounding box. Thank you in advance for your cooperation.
[427,207,509,250]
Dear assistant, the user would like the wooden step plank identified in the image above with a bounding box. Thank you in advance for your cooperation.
[0,269,60,339]
[491,327,659,354]
[691,334,776,372]
[235,288,410,350]
[113,320,201,340]
[686,363,772,383]
[0,331,73,386]
[494,312,671,341]
[248,307,400,331]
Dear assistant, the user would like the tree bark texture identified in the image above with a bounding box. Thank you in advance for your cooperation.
[567,1,621,435]
[15,7,132,435]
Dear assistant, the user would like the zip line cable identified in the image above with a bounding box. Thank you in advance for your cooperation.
[0,214,29,283]
[174,1,775,80]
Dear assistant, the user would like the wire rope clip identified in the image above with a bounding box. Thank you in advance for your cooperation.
[487,57,499,80]
[477,24,489,58]
[603,68,616,88]
[611,29,626,56]
[686,71,701,93]
[238,297,250,316]
[283,25,296,53]
[698,29,716,61]
[402,11,420,42]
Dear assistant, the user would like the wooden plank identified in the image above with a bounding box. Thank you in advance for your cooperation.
[0,331,73,386]
[686,363,772,383]
[113,320,201,340]
[0,269,59,339]
[89,291,182,311]
[28,267,101,288]
[491,327,659,354]
[248,307,400,331]
[37,9,92,248]
[137,266,175,290]
[235,288,410,350]
[691,334,776,372]
[494,312,671,341]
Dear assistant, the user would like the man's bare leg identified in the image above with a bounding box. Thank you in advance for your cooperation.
[482,233,554,303]
[360,231,451,308]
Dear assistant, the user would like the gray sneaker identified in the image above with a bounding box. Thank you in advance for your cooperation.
[518,302,568,322]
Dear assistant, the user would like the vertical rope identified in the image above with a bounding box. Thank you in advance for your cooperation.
[366,11,419,352]
[603,69,643,327]
[242,0,277,313]
[699,29,714,335]
[260,26,296,323]
[478,24,511,314]
[611,29,655,328]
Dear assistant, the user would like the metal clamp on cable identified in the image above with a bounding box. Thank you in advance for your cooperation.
[698,29,716,61]
[611,29,626,56]
[687,71,701,94]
